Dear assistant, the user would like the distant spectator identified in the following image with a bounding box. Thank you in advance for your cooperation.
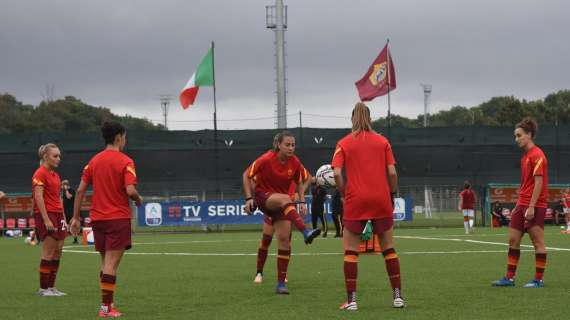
[0,190,5,201]
[331,189,343,237]
[492,201,508,226]
[310,177,328,237]
[61,180,78,244]
[553,200,565,225]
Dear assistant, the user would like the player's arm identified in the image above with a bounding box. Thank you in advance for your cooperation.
[242,168,256,214]
[126,185,143,207]
[387,164,398,205]
[34,185,55,231]
[525,176,543,220]
[458,193,463,212]
[333,168,344,198]
[70,180,88,236]
[295,176,308,215]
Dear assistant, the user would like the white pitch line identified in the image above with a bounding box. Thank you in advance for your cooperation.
[395,235,570,252]
[61,249,537,257]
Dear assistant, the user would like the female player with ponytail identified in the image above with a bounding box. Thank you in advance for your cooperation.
[492,117,549,288]
[332,102,404,310]
[243,130,320,294]
[32,143,67,297]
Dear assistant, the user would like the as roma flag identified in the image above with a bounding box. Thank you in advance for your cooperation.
[355,44,396,102]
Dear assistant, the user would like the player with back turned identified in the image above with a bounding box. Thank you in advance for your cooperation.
[70,121,143,317]
[332,102,404,311]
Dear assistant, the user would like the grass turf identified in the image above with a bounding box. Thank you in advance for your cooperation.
[1,226,569,319]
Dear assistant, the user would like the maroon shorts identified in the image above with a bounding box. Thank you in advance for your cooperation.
[91,219,132,252]
[343,218,393,235]
[35,212,68,241]
[509,205,546,232]
[255,191,290,222]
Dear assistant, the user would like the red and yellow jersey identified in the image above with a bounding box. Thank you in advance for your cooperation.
[247,151,304,195]
[562,192,570,209]
[81,149,137,221]
[460,189,476,210]
[332,131,395,220]
[247,159,308,200]
[517,146,548,208]
[32,166,63,214]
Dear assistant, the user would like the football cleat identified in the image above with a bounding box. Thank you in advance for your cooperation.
[303,228,321,244]
[37,288,59,297]
[49,288,67,296]
[523,279,544,288]
[99,306,123,318]
[393,297,405,308]
[492,277,515,287]
[254,273,263,284]
[339,301,358,311]
[275,283,290,295]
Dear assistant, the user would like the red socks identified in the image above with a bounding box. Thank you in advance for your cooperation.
[506,248,520,279]
[382,248,402,298]
[277,249,291,283]
[39,259,51,289]
[101,274,117,307]
[48,259,60,288]
[535,253,547,281]
[256,234,273,273]
[283,204,306,232]
[343,250,358,302]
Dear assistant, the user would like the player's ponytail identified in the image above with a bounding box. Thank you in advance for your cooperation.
[515,117,538,139]
[38,143,59,164]
[351,102,373,135]
[273,130,295,152]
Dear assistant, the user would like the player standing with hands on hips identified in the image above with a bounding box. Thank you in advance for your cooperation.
[332,102,404,311]
[70,121,143,317]
[492,117,549,288]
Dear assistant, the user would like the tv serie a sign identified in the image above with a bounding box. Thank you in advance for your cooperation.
[138,198,412,227]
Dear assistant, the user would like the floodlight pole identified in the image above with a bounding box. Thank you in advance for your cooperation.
[266,0,288,129]
[159,94,172,130]
[421,84,432,127]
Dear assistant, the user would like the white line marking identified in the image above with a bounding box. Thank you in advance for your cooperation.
[395,235,570,251]
[62,249,537,257]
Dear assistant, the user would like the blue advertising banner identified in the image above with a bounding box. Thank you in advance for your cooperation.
[137,197,413,227]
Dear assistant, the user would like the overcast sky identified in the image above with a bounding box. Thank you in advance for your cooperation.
[1,0,568,130]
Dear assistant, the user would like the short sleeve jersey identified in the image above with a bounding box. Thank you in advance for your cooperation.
[32,166,63,214]
[331,131,396,220]
[247,151,304,195]
[460,189,476,210]
[81,149,137,221]
[517,146,548,208]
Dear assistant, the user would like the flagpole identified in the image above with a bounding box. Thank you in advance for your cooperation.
[211,41,221,198]
[386,38,392,136]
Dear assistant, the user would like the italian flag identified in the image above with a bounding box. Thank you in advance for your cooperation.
[179,48,214,109]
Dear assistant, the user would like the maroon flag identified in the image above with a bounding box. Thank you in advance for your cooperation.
[355,44,396,102]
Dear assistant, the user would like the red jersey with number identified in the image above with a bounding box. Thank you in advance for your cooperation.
[517,146,548,208]
[81,149,137,221]
[247,151,304,195]
[460,189,476,209]
[32,166,63,214]
[331,131,396,220]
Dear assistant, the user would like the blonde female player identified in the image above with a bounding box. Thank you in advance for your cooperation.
[492,118,549,288]
[332,102,404,310]
[243,131,320,294]
[32,143,68,297]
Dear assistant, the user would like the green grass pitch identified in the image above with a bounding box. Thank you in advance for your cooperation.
[1,226,569,319]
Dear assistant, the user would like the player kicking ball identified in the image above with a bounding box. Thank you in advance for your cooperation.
[243,131,320,294]
[70,121,143,317]
[492,118,548,289]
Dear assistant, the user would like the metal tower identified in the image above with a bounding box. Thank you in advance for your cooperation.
[159,94,171,130]
[420,84,432,127]
[266,0,288,129]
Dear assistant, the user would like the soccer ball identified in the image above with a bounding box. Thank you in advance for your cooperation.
[316,164,336,188]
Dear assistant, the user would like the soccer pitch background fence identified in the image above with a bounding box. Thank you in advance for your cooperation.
[0,126,568,229]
